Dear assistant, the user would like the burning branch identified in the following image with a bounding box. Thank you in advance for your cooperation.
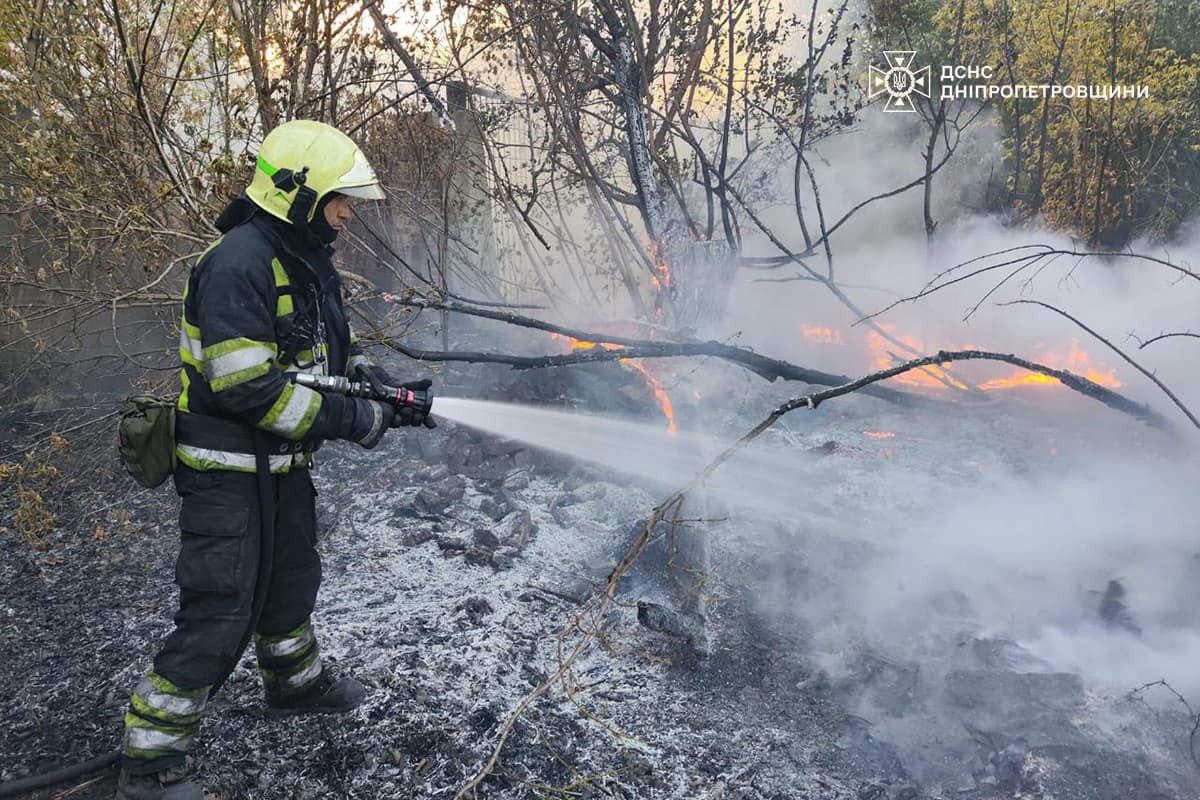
[999,300,1200,430]
[762,349,1165,426]
[383,296,918,405]
[385,297,1168,425]
[384,338,914,402]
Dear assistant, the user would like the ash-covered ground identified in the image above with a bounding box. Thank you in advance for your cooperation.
[2,360,1198,800]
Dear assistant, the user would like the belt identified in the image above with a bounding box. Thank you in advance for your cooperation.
[175,411,322,456]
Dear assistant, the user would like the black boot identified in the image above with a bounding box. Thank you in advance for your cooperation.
[115,762,203,800]
[265,669,366,718]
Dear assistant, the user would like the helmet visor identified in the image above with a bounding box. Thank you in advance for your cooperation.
[337,182,386,200]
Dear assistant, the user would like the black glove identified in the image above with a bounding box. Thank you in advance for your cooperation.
[391,378,437,429]
[354,365,436,429]
[318,392,396,449]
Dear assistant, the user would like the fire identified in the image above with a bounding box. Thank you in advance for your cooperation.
[859,325,1121,391]
[650,243,672,323]
[863,430,896,439]
[976,343,1121,390]
[550,334,623,352]
[802,325,843,345]
[865,325,970,390]
[623,360,678,436]
[976,372,1060,390]
[651,259,672,291]
[550,332,678,435]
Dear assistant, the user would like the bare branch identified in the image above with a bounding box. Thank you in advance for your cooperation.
[1136,332,1200,350]
[1000,299,1198,429]
[386,296,917,403]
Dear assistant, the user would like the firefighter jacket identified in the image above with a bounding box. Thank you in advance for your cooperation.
[175,211,375,472]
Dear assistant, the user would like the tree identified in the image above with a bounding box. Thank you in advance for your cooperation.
[945,0,1200,245]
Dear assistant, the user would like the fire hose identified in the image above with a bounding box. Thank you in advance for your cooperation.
[290,372,435,421]
[0,376,434,798]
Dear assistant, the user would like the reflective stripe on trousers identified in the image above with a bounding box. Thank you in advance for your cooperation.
[122,670,210,761]
[257,617,324,696]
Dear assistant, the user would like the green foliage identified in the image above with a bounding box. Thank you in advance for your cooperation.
[927,0,1200,245]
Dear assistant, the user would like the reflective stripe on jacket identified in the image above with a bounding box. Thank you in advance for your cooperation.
[175,214,373,472]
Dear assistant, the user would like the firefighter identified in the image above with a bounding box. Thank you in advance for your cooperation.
[116,120,432,800]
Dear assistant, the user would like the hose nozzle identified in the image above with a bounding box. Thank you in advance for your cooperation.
[291,372,434,416]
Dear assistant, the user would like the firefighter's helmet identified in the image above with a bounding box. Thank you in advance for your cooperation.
[246,120,385,225]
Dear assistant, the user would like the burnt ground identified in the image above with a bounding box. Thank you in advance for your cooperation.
[1,360,1199,800]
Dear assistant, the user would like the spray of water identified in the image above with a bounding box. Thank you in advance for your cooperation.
[434,395,839,520]
[436,394,1200,701]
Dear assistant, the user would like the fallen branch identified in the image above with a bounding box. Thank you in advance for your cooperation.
[384,296,918,405]
[385,298,1167,426]
[382,338,916,404]
[455,345,1171,796]
[999,300,1198,430]
[1125,679,1200,770]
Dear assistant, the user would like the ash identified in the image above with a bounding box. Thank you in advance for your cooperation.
[1,361,1198,800]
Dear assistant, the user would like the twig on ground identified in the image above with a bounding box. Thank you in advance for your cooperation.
[1125,679,1200,770]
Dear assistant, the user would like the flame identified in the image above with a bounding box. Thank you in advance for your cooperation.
[802,325,843,345]
[550,333,677,435]
[553,336,623,351]
[976,372,1061,390]
[861,325,1121,391]
[976,344,1121,389]
[623,360,678,436]
[649,242,672,323]
[653,259,672,291]
[865,325,971,390]
[863,430,896,439]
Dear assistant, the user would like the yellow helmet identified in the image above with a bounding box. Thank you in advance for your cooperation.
[246,119,385,225]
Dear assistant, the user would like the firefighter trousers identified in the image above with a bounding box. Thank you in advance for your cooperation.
[122,463,323,774]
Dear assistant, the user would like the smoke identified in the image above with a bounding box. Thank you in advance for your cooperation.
[843,443,1200,689]
[684,104,1200,791]
[453,33,1200,783]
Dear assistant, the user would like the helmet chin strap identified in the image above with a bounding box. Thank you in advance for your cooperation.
[271,166,319,228]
